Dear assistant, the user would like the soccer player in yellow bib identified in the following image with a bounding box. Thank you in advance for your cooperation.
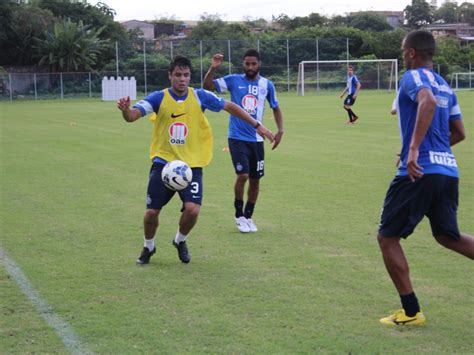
[117,55,274,265]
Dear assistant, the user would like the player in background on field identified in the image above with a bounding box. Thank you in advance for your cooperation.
[117,55,274,265]
[377,30,474,326]
[339,65,361,124]
[203,49,284,233]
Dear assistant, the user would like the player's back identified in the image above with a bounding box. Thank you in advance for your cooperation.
[397,68,460,177]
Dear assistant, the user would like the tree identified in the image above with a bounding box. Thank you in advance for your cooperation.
[405,0,433,28]
[434,1,459,23]
[347,13,392,32]
[34,19,107,72]
[0,2,55,65]
[273,12,328,31]
[188,14,252,40]
[94,1,116,19]
[187,14,226,40]
[459,2,474,25]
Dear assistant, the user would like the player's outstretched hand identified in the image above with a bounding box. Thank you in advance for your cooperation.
[257,125,274,143]
[272,131,284,150]
[117,96,131,112]
[407,148,423,182]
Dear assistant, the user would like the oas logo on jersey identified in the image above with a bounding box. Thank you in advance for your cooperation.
[242,94,257,115]
[169,122,188,145]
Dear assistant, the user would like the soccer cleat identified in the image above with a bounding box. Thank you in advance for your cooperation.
[246,218,258,232]
[136,247,156,265]
[352,115,359,123]
[235,216,250,233]
[172,240,191,264]
[346,120,353,125]
[379,309,426,326]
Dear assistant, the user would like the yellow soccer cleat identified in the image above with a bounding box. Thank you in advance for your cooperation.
[380,309,426,326]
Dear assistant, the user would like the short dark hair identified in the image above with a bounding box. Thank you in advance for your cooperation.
[404,30,436,60]
[348,65,354,70]
[243,49,260,60]
[169,55,192,72]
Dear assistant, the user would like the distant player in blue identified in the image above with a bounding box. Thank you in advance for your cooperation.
[339,65,361,124]
[378,30,474,327]
[204,49,284,233]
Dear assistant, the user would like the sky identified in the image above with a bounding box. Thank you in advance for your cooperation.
[93,0,415,22]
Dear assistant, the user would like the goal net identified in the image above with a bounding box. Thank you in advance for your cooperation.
[296,59,398,96]
[449,72,473,90]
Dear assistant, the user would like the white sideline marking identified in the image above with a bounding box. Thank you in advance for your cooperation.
[0,246,92,354]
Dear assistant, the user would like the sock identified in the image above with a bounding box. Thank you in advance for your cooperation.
[244,202,255,219]
[174,230,187,244]
[345,108,353,121]
[400,292,420,317]
[144,237,155,252]
[349,109,357,118]
[234,199,244,218]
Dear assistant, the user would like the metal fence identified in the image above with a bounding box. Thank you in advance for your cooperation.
[1,38,472,101]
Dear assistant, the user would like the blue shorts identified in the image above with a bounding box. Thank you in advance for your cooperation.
[146,162,203,210]
[228,138,264,179]
[344,94,356,106]
[378,174,460,240]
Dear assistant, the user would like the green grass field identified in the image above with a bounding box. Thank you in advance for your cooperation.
[1,91,473,353]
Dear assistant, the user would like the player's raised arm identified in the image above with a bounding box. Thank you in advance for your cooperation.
[117,96,142,122]
[223,101,274,142]
[203,53,224,91]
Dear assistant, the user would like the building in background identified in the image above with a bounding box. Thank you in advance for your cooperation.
[426,23,474,44]
[121,20,155,40]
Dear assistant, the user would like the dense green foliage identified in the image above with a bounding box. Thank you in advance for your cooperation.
[0,0,472,75]
[0,0,131,69]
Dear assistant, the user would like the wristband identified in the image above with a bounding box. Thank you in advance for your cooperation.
[254,121,261,129]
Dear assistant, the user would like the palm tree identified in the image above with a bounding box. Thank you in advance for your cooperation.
[34,18,108,72]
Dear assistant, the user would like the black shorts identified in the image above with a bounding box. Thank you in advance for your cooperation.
[378,174,460,240]
[146,162,203,210]
[344,94,356,106]
[228,138,265,179]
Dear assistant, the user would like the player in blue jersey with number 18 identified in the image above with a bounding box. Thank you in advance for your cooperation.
[377,30,474,327]
[204,49,284,233]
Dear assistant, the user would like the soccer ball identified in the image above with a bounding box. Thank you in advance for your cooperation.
[161,160,193,191]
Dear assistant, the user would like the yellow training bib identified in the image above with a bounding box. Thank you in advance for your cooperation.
[148,88,213,167]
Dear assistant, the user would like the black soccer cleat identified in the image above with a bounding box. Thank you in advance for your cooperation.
[136,247,156,265]
[172,240,191,264]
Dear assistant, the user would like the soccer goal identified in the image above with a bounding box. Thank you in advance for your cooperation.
[449,72,473,90]
[296,59,398,96]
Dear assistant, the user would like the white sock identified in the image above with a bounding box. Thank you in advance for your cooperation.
[174,230,187,244]
[144,237,155,251]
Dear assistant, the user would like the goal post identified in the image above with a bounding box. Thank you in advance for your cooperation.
[297,59,398,96]
[449,72,473,91]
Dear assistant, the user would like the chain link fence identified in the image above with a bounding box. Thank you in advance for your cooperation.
[1,38,472,101]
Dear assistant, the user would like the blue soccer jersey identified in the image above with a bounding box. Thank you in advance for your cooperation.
[396,67,462,178]
[213,74,279,142]
[347,75,359,95]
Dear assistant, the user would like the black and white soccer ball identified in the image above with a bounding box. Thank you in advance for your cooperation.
[161,160,192,191]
